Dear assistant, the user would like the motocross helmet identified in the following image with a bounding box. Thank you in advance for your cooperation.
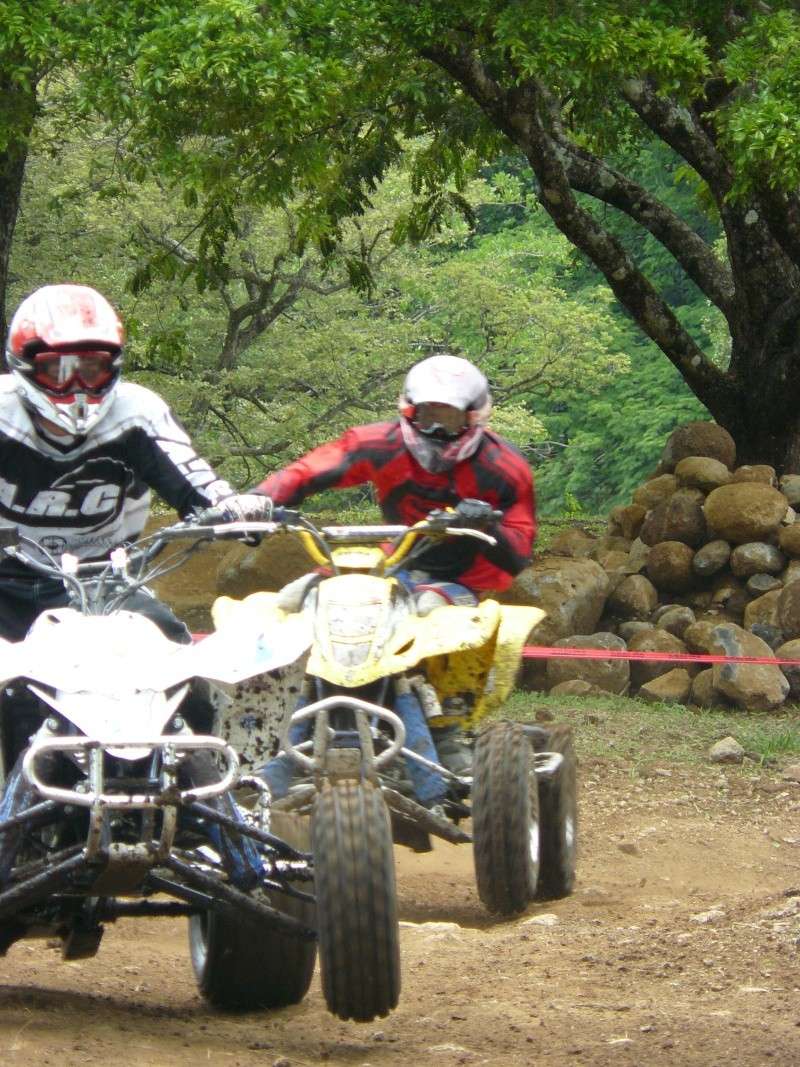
[398,353,492,473]
[6,284,124,436]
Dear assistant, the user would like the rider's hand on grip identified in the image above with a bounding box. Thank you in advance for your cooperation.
[193,494,274,526]
[271,506,301,526]
[453,498,500,530]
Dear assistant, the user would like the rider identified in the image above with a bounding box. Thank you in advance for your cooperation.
[0,284,271,756]
[253,353,536,791]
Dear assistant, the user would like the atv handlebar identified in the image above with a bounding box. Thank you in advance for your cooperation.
[0,526,199,615]
[158,512,496,575]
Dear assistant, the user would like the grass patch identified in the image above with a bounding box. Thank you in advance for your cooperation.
[497,690,800,768]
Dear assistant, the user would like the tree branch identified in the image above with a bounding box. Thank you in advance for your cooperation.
[619,78,732,195]
[559,140,734,315]
[419,44,736,417]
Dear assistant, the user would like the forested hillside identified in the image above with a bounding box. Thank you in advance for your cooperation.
[7,127,713,514]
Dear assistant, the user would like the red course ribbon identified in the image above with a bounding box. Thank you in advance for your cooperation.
[522,646,800,667]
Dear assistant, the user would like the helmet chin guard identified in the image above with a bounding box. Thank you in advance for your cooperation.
[13,374,118,436]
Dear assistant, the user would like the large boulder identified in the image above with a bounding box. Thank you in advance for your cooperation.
[658,421,736,472]
[547,528,597,558]
[743,589,782,631]
[689,669,717,708]
[692,539,732,577]
[545,632,629,694]
[703,483,789,544]
[684,618,725,652]
[504,557,610,688]
[628,629,690,688]
[775,638,800,697]
[624,537,651,574]
[778,523,800,557]
[638,668,692,705]
[503,557,609,642]
[674,456,731,492]
[608,503,647,541]
[707,623,789,711]
[732,464,777,486]
[779,475,800,507]
[746,573,782,596]
[607,574,658,620]
[655,605,696,640]
[778,580,800,640]
[646,541,696,593]
[729,542,785,577]
[632,474,678,510]
[640,489,707,547]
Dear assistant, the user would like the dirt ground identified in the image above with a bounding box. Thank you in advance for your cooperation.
[0,752,798,1067]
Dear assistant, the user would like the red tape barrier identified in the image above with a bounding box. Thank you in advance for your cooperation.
[522,646,800,667]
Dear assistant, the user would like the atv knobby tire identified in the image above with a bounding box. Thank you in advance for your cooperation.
[533,724,578,900]
[472,720,540,916]
[189,810,316,1010]
[312,779,400,1022]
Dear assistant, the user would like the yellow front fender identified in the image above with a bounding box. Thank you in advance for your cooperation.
[425,603,545,728]
[307,600,502,687]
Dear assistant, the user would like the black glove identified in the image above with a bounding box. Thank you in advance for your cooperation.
[193,493,274,526]
[453,498,500,530]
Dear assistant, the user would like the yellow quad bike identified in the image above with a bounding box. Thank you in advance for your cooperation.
[212,513,578,919]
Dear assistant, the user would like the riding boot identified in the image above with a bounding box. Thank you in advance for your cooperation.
[430,722,473,776]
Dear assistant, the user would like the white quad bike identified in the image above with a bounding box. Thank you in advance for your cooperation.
[0,521,399,1022]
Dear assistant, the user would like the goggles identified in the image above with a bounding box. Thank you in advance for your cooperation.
[413,402,468,439]
[31,350,116,395]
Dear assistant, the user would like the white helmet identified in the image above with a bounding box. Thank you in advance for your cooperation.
[6,284,124,436]
[398,354,492,472]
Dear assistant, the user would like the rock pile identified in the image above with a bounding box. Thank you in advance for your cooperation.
[515,420,800,711]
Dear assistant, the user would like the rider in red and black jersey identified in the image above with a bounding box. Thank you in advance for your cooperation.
[255,354,536,784]
[257,356,536,595]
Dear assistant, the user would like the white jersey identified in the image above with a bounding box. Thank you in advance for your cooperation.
[0,377,232,570]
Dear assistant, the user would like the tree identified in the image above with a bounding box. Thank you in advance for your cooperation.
[83,1,800,470]
[11,124,626,496]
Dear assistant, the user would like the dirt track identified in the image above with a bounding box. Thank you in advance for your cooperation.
[0,757,798,1067]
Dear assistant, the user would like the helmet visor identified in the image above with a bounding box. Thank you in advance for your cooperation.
[32,350,116,395]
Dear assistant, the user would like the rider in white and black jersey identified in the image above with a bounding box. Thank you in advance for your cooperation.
[0,284,273,642]
[0,285,275,869]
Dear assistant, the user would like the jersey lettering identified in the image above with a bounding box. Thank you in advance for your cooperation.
[81,484,121,516]
[27,490,78,517]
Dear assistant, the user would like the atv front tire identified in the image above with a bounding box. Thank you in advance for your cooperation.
[472,720,540,916]
[312,780,400,1021]
[189,810,316,1010]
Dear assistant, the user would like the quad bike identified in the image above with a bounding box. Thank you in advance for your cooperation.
[208,512,578,918]
[0,521,398,1022]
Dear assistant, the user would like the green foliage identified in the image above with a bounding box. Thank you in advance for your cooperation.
[12,0,800,504]
[500,692,800,767]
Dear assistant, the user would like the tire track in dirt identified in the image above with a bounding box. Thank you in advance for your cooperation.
[0,762,798,1066]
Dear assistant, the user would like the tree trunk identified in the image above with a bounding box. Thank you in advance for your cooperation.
[0,72,38,361]
[696,325,800,473]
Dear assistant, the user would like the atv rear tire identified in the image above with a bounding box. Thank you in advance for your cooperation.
[533,724,578,900]
[312,780,400,1021]
[472,720,540,916]
[189,810,316,1010]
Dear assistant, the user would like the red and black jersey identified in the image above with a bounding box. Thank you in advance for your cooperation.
[257,421,536,592]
